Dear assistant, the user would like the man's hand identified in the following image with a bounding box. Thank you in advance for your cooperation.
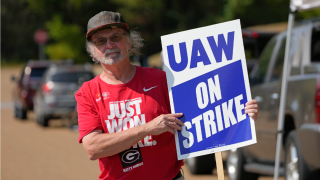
[245,99,259,121]
[145,113,184,135]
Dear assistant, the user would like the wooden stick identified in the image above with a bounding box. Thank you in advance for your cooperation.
[215,152,225,180]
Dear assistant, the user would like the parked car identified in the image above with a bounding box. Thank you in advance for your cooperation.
[33,63,94,127]
[11,60,51,119]
[227,18,320,180]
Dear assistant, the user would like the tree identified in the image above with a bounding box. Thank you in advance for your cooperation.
[2,0,320,64]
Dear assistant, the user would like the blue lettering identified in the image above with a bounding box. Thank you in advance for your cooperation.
[190,39,211,69]
[207,31,235,63]
[167,31,235,72]
[167,43,188,72]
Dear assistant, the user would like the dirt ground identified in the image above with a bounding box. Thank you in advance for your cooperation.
[1,66,281,180]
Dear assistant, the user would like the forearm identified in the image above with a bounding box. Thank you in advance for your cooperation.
[83,113,184,160]
[83,124,150,160]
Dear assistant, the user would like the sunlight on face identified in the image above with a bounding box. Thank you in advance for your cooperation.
[91,28,130,65]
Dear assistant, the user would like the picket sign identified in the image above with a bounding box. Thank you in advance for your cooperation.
[161,19,256,180]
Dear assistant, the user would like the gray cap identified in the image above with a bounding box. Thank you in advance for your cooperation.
[86,11,129,38]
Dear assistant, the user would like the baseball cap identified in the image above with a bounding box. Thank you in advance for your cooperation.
[86,11,129,38]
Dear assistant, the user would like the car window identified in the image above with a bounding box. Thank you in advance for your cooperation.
[51,72,94,83]
[252,39,276,84]
[30,68,47,79]
[271,38,286,81]
[311,28,320,62]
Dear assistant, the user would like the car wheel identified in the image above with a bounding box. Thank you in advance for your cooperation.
[36,111,49,127]
[227,148,258,180]
[285,131,309,180]
[34,100,49,127]
[13,106,19,118]
[15,106,27,120]
[186,154,216,174]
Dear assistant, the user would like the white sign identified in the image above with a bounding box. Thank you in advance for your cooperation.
[161,20,257,160]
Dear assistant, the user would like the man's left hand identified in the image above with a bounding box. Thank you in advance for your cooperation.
[245,99,259,121]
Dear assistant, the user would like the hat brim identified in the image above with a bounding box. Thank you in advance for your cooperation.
[86,23,129,38]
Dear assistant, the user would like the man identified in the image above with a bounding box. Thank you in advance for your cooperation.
[76,11,259,180]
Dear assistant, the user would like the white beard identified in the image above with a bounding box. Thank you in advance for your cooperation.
[100,47,130,65]
[88,42,130,65]
[99,48,121,65]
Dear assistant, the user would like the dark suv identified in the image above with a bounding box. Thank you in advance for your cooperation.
[33,63,94,127]
[12,60,51,119]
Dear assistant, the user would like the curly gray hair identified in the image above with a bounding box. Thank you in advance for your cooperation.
[86,30,143,63]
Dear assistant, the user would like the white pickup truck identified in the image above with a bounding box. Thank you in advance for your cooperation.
[227,18,320,180]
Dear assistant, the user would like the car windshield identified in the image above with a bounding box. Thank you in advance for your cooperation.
[51,72,94,83]
[30,68,47,79]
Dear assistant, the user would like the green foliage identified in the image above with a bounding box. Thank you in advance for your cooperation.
[68,0,94,10]
[297,9,320,20]
[46,15,82,40]
[21,0,46,14]
[107,0,293,55]
[223,0,253,21]
[46,42,76,60]
[45,15,87,62]
[2,0,119,64]
[2,0,320,64]
[232,0,290,26]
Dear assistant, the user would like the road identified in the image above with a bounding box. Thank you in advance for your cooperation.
[1,66,282,180]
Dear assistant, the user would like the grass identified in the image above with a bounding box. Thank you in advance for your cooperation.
[1,59,26,68]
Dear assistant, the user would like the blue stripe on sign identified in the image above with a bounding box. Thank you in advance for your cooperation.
[172,60,252,155]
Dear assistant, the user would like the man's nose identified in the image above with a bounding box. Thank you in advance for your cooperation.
[105,39,115,49]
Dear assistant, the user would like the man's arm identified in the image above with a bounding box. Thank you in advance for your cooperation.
[83,100,259,160]
[82,113,184,160]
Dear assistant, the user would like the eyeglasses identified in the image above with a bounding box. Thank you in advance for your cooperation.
[93,33,126,47]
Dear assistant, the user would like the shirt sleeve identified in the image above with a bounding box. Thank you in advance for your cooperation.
[75,84,103,143]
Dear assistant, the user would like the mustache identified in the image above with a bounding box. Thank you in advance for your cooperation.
[104,48,121,55]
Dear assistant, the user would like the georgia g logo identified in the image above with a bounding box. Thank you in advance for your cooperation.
[121,150,140,164]
[119,146,143,169]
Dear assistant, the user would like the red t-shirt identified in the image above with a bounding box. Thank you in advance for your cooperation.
[75,66,183,180]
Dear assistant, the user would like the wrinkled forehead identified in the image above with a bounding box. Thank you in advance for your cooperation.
[91,28,126,41]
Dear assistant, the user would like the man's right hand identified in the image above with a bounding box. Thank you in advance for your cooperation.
[144,113,184,135]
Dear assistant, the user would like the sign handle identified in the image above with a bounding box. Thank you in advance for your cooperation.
[215,152,225,180]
